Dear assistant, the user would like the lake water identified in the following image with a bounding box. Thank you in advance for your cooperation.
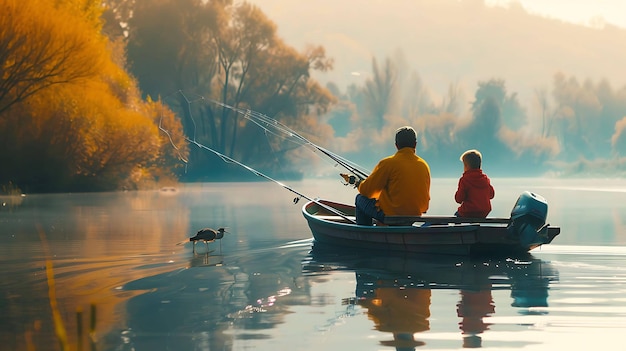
[2,178,626,351]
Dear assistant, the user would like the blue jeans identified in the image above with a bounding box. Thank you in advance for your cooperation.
[355,194,385,226]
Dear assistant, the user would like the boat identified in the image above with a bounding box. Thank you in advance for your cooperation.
[302,191,560,256]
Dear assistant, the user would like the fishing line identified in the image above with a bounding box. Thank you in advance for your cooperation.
[206,98,370,180]
[158,108,189,173]
[260,118,291,181]
[165,90,294,175]
[163,90,370,181]
[158,90,357,223]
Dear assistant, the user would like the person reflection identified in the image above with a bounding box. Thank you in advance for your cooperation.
[359,286,431,350]
[456,287,495,348]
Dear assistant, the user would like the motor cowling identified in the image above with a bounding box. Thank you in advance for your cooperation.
[508,191,550,247]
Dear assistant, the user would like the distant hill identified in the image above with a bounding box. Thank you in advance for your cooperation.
[248,0,626,104]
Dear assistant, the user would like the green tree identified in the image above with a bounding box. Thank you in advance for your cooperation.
[551,73,603,160]
[533,87,556,138]
[402,72,434,119]
[472,78,526,130]
[127,0,215,99]
[363,57,397,129]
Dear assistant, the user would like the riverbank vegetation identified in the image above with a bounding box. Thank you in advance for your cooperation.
[0,0,188,192]
[3,0,626,193]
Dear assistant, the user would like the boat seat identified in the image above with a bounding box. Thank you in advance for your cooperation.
[381,216,430,226]
[382,215,511,226]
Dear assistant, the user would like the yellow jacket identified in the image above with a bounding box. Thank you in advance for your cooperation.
[358,148,430,216]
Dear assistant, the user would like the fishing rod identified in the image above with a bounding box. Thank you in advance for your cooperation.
[159,117,357,224]
[206,99,370,182]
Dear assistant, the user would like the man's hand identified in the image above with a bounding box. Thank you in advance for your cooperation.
[340,173,351,183]
[340,173,362,188]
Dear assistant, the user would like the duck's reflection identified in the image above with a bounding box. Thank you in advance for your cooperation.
[189,251,223,267]
[306,244,558,349]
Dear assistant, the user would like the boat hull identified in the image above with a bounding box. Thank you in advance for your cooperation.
[302,199,560,256]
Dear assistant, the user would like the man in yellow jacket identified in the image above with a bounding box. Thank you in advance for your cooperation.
[352,126,431,226]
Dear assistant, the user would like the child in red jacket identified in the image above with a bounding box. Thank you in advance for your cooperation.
[454,150,495,218]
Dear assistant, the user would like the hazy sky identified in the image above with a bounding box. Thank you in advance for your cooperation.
[245,0,626,106]
[487,0,626,28]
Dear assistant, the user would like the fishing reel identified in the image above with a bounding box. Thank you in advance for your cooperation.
[340,173,363,188]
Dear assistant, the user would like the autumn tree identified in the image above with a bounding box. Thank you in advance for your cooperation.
[125,0,335,180]
[143,97,190,183]
[0,0,104,115]
[101,0,136,38]
[202,2,334,174]
[0,0,188,192]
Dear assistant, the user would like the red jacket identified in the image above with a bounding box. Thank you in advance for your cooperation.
[454,169,494,218]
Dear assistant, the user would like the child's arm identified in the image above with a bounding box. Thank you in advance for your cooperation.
[454,177,466,204]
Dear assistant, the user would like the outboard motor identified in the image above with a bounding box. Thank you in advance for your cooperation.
[508,191,550,247]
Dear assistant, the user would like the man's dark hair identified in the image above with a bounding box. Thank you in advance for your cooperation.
[395,126,417,149]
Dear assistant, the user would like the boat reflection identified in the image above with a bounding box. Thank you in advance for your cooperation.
[303,244,559,349]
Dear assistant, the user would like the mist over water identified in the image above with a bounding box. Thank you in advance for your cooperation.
[1,178,626,350]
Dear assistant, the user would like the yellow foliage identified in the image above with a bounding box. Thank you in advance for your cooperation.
[42,81,160,175]
[0,0,189,191]
[53,0,104,32]
[142,98,190,173]
[10,67,173,190]
[0,0,110,114]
